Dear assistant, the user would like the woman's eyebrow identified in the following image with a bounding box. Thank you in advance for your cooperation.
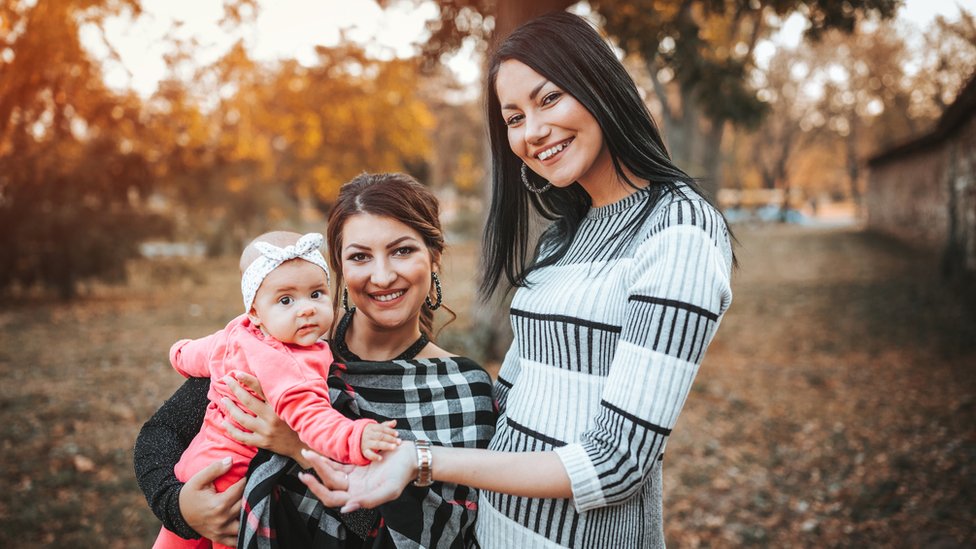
[502,80,550,110]
[384,236,419,248]
[344,236,419,252]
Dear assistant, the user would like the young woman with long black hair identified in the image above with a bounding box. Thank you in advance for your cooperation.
[300,11,735,548]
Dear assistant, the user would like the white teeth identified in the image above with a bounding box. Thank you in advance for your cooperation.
[374,291,404,302]
[538,141,568,160]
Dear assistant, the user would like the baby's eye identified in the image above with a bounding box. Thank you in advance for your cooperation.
[278,296,293,305]
[311,290,324,299]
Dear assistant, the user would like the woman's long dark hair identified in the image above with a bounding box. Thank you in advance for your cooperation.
[326,172,454,340]
[481,11,728,298]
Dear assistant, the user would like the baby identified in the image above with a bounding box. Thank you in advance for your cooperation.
[153,231,399,549]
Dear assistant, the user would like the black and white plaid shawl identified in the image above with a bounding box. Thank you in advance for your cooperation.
[239,357,497,549]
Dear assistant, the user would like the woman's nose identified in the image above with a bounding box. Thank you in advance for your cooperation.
[525,113,550,145]
[370,260,397,286]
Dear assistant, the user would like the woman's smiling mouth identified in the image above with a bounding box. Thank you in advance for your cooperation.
[536,138,573,161]
[372,290,405,303]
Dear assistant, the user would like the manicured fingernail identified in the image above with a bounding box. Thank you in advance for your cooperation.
[222,457,232,466]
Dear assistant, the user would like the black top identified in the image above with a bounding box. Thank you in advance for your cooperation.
[330,308,429,362]
[133,377,210,538]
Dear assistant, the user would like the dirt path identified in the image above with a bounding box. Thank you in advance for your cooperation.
[665,225,976,547]
[0,225,973,547]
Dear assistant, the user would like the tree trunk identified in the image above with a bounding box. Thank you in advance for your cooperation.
[699,120,725,201]
[491,0,575,46]
[846,111,862,212]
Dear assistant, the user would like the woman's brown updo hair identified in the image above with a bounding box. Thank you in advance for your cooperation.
[326,172,453,340]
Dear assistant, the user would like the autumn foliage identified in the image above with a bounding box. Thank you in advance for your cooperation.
[0,0,440,297]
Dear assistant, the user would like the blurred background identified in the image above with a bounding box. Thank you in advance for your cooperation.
[1,0,974,546]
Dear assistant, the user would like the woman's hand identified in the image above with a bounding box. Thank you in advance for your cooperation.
[179,457,244,546]
[299,441,415,513]
[221,373,310,467]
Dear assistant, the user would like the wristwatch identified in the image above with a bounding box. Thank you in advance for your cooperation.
[413,439,433,487]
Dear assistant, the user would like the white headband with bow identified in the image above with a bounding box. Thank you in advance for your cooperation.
[241,232,330,312]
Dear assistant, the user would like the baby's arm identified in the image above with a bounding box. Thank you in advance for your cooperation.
[170,331,225,378]
[235,338,397,464]
[360,420,401,461]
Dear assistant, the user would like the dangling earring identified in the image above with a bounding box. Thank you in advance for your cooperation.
[521,162,552,194]
[425,272,443,311]
[342,287,350,312]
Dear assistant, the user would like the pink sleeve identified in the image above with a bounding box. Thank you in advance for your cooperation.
[235,341,374,465]
[275,381,374,465]
[169,331,225,378]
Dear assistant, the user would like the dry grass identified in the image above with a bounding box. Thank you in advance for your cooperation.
[0,226,973,547]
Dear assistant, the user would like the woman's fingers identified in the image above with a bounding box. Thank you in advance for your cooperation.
[212,478,244,546]
[180,458,242,543]
[233,371,267,400]
[185,456,233,490]
[299,450,351,507]
[299,471,349,508]
[224,374,266,416]
[223,476,246,507]
[211,524,239,547]
[301,450,348,480]
[223,397,260,429]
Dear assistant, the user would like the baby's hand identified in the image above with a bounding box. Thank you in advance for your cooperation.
[361,419,401,461]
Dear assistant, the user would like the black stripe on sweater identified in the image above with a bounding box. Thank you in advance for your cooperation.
[506,417,566,447]
[601,400,672,436]
[628,295,719,321]
[511,308,622,333]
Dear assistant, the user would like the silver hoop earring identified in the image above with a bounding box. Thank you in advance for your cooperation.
[521,162,552,194]
[342,287,350,312]
[425,272,443,311]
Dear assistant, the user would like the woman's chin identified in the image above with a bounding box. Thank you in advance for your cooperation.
[358,307,417,332]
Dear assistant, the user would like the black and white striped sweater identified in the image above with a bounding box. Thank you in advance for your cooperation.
[476,186,733,548]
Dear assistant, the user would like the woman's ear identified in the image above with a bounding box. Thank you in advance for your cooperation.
[430,250,442,273]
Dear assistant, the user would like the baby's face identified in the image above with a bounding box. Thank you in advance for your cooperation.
[249,259,333,346]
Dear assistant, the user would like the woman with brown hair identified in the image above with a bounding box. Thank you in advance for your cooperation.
[134,172,496,548]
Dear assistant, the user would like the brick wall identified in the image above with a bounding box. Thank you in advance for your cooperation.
[866,146,949,250]
[867,77,976,280]
[946,113,976,275]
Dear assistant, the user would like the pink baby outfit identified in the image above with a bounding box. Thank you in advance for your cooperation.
[153,314,374,549]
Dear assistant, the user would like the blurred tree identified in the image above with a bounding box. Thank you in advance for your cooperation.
[733,48,807,202]
[143,38,434,255]
[0,0,170,298]
[726,8,976,212]
[418,64,485,193]
[910,10,976,121]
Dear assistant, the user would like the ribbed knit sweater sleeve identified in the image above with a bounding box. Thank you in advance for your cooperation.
[133,377,210,539]
[553,200,733,512]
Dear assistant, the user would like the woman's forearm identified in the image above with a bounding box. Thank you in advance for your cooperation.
[432,446,573,499]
